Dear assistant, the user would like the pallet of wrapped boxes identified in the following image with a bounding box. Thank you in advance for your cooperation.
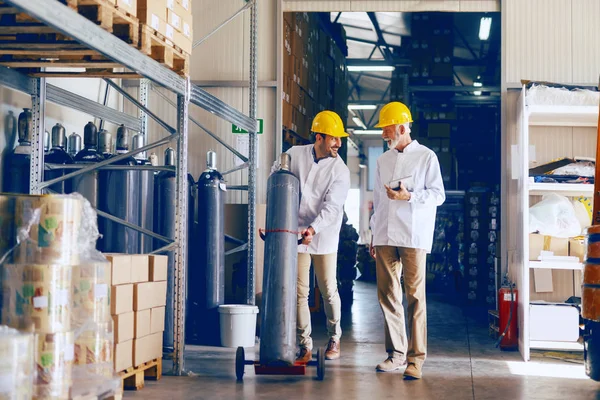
[137,0,192,75]
[108,253,168,391]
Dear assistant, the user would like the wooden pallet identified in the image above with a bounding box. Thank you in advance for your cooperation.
[139,24,189,76]
[119,358,162,391]
[0,0,139,76]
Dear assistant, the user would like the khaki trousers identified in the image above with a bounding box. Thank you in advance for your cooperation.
[297,252,342,350]
[375,246,427,366]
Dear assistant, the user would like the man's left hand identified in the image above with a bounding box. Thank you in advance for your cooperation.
[384,183,411,201]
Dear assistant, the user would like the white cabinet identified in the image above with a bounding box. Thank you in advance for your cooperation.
[515,84,598,361]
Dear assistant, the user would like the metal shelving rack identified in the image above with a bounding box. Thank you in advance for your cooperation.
[0,0,259,375]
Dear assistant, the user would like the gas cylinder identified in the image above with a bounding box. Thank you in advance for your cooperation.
[498,285,518,350]
[187,151,225,346]
[98,124,140,253]
[67,132,82,159]
[3,108,32,194]
[98,129,113,159]
[132,133,154,253]
[259,152,301,366]
[71,121,104,208]
[155,147,195,351]
[44,123,73,194]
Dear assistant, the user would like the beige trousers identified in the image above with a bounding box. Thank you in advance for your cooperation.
[375,246,427,366]
[297,252,342,350]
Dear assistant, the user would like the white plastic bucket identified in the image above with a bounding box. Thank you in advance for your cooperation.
[218,305,259,348]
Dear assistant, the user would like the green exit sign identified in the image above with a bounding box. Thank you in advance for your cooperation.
[232,119,264,134]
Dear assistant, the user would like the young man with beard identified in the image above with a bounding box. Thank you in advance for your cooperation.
[272,110,351,362]
[369,101,445,379]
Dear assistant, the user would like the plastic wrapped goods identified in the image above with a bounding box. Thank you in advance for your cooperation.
[1,264,73,333]
[35,331,74,400]
[0,326,35,400]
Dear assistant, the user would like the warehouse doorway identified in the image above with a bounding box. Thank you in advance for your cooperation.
[281,10,501,312]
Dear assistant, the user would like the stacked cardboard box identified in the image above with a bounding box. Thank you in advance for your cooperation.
[282,12,348,146]
[108,254,168,372]
[409,13,454,86]
[137,0,193,55]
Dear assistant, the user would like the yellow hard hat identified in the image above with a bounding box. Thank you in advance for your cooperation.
[375,101,413,128]
[311,111,349,138]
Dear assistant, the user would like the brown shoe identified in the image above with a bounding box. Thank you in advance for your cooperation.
[325,339,340,360]
[376,356,406,372]
[403,363,422,379]
[295,347,312,363]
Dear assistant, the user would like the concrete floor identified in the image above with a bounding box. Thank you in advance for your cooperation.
[127,282,600,400]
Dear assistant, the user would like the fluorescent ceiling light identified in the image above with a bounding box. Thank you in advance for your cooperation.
[354,130,383,135]
[479,17,492,40]
[347,65,395,72]
[352,117,367,130]
[348,104,377,110]
[473,75,483,87]
[474,90,482,96]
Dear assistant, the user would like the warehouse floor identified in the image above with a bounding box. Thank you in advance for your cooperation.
[127,282,600,399]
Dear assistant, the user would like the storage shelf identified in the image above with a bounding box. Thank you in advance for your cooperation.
[527,104,599,127]
[528,182,594,197]
[530,340,584,352]
[529,261,583,271]
[4,0,257,133]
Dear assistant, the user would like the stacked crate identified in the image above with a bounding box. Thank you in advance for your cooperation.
[283,12,348,148]
[409,13,454,86]
[108,254,167,373]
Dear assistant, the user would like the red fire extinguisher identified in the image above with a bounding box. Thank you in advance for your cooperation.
[497,285,518,350]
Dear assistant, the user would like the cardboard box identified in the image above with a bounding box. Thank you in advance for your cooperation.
[105,254,132,285]
[283,101,293,129]
[114,340,133,372]
[529,303,580,342]
[134,281,167,311]
[113,311,134,343]
[116,0,137,16]
[174,29,192,55]
[131,255,149,283]
[135,309,151,338]
[529,234,569,261]
[282,74,291,104]
[111,284,133,315]
[134,332,163,366]
[137,0,167,27]
[150,306,166,334]
[149,255,168,282]
[428,123,451,138]
[177,0,191,12]
[569,238,585,262]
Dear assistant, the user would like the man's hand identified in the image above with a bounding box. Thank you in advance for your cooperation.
[369,243,376,260]
[384,182,411,201]
[301,226,315,245]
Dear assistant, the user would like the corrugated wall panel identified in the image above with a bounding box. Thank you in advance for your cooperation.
[573,127,597,158]
[572,0,600,84]
[529,126,573,167]
[505,0,572,85]
[459,0,500,12]
[283,1,352,12]
[349,1,459,12]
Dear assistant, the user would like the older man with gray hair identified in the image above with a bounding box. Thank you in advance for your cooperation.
[369,101,445,380]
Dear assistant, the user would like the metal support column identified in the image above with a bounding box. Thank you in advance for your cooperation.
[30,78,46,194]
[173,82,190,376]
[139,79,150,137]
[246,0,258,306]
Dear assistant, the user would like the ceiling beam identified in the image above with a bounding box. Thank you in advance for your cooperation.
[367,12,393,63]
[347,59,412,68]
[410,85,500,93]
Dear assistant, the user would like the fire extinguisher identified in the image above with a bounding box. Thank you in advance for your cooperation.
[497,284,518,350]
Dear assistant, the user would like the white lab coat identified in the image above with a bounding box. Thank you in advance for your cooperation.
[271,144,351,254]
[370,140,445,253]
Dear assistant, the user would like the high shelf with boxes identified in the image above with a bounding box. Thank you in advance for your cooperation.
[0,0,259,377]
[282,12,348,150]
[515,83,599,361]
